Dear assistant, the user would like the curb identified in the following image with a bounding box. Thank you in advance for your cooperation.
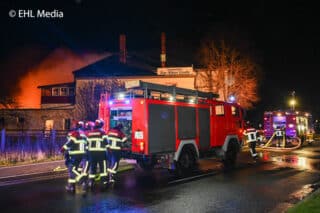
[0,161,135,187]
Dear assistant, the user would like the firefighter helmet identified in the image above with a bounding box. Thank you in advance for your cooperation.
[85,121,94,130]
[76,121,84,129]
[94,119,104,129]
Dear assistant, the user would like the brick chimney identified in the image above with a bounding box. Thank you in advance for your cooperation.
[119,34,126,63]
[160,32,166,67]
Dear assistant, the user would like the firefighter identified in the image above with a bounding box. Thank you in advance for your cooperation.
[275,126,285,147]
[243,127,258,160]
[85,119,109,188]
[106,123,127,183]
[60,121,88,192]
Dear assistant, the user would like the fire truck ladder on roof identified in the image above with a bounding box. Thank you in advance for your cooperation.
[125,80,219,102]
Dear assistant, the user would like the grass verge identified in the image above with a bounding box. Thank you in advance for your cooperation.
[286,189,320,213]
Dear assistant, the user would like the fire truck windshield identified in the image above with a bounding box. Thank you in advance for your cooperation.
[273,116,286,129]
[110,107,132,142]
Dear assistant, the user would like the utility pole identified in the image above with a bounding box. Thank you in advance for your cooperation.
[291,91,296,111]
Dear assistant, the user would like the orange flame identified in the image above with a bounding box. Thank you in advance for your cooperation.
[15,47,108,108]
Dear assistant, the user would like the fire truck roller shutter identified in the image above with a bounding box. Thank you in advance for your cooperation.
[199,108,210,149]
[148,104,176,153]
[177,106,196,139]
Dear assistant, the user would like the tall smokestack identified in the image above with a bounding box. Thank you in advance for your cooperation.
[119,34,126,63]
[161,32,166,67]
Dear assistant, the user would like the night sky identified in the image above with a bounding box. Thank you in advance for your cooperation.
[1,0,320,122]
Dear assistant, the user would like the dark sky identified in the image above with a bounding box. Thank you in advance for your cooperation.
[1,0,320,122]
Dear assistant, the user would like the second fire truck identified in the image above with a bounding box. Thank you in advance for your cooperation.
[99,81,245,175]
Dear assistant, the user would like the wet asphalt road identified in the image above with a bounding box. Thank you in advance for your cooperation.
[1,142,320,213]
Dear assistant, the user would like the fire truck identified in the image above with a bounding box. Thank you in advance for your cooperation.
[263,110,314,143]
[99,81,245,175]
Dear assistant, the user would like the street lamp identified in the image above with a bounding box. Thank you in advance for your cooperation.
[289,99,296,111]
[289,91,296,111]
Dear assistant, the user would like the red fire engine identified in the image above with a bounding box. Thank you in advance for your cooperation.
[99,81,245,175]
[263,110,314,143]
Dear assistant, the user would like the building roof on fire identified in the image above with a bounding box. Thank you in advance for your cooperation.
[73,54,158,78]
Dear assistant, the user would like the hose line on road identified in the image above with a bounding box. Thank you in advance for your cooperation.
[259,137,302,152]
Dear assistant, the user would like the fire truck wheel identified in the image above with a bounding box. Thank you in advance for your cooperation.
[175,147,196,176]
[137,158,155,171]
[223,141,238,171]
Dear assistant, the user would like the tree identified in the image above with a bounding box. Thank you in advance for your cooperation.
[75,79,124,121]
[195,39,260,109]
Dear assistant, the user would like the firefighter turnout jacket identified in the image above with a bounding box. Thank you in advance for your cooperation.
[62,129,88,184]
[106,128,127,150]
[244,128,258,143]
[86,128,109,182]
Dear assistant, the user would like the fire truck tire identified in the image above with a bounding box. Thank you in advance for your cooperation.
[175,147,197,176]
[137,158,156,171]
[223,141,238,171]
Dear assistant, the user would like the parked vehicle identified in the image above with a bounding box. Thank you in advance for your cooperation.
[99,81,245,175]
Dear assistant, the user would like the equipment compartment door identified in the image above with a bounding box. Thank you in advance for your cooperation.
[148,104,175,153]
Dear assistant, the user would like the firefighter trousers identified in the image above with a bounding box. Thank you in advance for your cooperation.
[67,154,87,184]
[248,141,257,158]
[107,149,121,181]
[87,151,108,184]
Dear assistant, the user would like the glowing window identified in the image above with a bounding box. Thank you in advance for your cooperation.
[232,106,239,116]
[41,88,51,96]
[52,88,59,96]
[60,88,68,96]
[215,105,225,116]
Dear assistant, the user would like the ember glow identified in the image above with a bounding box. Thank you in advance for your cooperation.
[15,48,108,108]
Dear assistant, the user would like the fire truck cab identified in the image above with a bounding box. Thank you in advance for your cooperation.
[99,81,245,175]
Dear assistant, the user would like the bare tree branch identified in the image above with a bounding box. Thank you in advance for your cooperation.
[195,39,260,109]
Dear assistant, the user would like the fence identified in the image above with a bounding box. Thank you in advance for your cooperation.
[0,129,68,166]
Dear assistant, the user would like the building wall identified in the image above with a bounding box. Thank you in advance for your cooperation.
[0,108,74,131]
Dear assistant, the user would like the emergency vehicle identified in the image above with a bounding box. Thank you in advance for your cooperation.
[99,81,245,175]
[263,110,314,143]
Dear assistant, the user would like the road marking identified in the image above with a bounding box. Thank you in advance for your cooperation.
[168,171,219,185]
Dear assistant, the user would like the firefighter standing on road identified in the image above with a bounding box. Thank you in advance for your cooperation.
[243,126,258,160]
[275,126,285,147]
[60,121,88,192]
[86,119,109,188]
[106,123,127,183]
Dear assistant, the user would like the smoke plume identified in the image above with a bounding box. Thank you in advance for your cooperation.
[15,47,108,108]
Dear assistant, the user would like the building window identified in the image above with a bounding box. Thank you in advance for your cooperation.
[215,105,225,116]
[60,87,68,96]
[64,119,71,130]
[232,106,239,116]
[45,120,54,130]
[41,88,51,96]
[69,87,75,96]
[0,117,4,128]
[52,88,59,96]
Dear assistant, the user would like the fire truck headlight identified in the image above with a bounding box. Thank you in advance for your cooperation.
[288,124,294,128]
[125,99,130,104]
[108,101,113,105]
